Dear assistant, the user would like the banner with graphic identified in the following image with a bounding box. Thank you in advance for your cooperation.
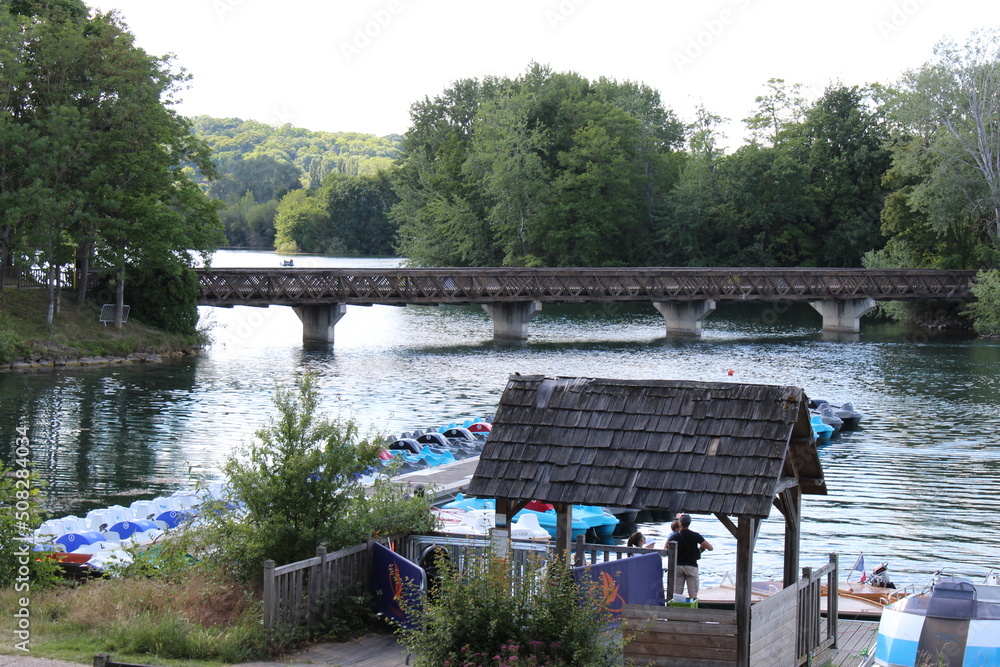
[571,552,665,619]
[370,542,425,628]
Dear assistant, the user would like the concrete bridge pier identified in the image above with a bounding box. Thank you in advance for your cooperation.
[292,303,347,343]
[654,300,717,336]
[482,301,542,340]
[809,298,876,333]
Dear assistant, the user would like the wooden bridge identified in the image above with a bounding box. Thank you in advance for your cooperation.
[195,267,977,343]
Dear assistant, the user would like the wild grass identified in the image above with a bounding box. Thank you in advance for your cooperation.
[0,568,266,665]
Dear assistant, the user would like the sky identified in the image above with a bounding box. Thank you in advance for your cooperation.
[87,0,1000,150]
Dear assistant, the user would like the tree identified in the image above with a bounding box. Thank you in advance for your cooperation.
[876,30,1000,271]
[392,65,684,267]
[204,372,433,581]
[743,77,806,147]
[0,5,223,329]
[795,84,892,266]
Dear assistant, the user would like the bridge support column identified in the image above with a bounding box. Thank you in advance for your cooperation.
[292,303,347,343]
[809,298,876,334]
[482,301,542,340]
[654,300,716,337]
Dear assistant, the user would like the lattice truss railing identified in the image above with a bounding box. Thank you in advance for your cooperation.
[194,268,977,305]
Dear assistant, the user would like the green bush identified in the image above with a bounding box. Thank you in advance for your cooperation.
[397,551,626,667]
[0,328,29,363]
[964,269,1000,336]
[201,371,434,581]
[0,463,61,588]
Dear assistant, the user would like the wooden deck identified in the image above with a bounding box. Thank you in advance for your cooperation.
[815,620,878,667]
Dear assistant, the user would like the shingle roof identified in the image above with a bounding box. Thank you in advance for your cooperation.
[467,375,825,519]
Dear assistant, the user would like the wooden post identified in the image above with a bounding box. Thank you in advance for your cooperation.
[93,655,109,667]
[574,534,586,566]
[665,540,677,600]
[827,553,839,648]
[780,486,802,588]
[263,559,275,631]
[734,516,757,667]
[554,504,573,559]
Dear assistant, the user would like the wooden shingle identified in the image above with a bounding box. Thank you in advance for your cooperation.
[467,376,825,520]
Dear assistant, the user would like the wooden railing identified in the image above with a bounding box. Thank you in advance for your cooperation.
[262,537,401,634]
[3,266,75,289]
[624,555,839,667]
[195,267,977,306]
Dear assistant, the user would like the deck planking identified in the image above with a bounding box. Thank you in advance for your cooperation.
[817,619,878,667]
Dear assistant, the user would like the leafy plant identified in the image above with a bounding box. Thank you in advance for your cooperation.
[397,550,626,667]
[0,328,29,363]
[200,370,433,580]
[964,269,1000,335]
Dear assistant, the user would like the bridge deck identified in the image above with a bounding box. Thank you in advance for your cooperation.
[194,267,976,306]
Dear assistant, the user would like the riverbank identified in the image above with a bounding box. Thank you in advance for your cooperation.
[0,289,201,371]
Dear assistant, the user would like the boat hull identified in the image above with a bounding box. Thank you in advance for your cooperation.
[874,606,1000,666]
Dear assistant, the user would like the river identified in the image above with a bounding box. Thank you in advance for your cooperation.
[2,249,999,588]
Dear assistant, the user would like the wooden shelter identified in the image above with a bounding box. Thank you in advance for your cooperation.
[467,375,827,667]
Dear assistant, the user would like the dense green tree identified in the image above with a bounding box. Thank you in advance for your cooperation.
[392,65,684,267]
[873,30,1000,272]
[273,189,328,254]
[0,5,223,329]
[208,154,302,204]
[795,84,892,266]
[319,172,398,256]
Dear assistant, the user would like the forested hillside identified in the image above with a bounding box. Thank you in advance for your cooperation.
[190,117,403,251]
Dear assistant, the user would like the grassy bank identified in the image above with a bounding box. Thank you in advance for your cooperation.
[0,569,266,666]
[0,288,201,365]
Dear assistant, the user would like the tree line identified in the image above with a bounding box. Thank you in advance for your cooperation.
[191,117,402,252]
[4,0,999,333]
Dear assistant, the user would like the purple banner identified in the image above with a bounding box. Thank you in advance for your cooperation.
[572,552,665,618]
[370,542,425,628]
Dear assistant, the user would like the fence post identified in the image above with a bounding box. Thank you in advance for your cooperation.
[263,559,276,632]
[828,553,839,648]
[308,546,327,630]
[93,654,109,667]
[574,534,585,566]
[666,540,677,600]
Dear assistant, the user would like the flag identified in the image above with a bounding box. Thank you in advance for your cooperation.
[851,554,867,583]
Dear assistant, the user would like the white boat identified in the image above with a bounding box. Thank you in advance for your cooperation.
[873,570,1000,666]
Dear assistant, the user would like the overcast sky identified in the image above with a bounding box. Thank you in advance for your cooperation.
[87,0,999,149]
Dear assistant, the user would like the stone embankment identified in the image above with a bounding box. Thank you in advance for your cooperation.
[1,348,200,372]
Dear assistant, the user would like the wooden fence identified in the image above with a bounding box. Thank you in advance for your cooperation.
[262,536,403,634]
[2,266,75,289]
[624,556,838,667]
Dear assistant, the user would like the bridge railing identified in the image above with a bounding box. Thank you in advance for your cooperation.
[194,267,977,306]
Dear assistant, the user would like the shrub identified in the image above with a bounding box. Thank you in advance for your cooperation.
[0,328,29,363]
[201,371,433,581]
[397,550,625,667]
[964,269,1000,336]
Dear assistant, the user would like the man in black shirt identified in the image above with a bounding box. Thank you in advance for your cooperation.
[673,513,713,600]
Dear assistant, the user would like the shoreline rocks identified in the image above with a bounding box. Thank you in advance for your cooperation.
[1,347,200,373]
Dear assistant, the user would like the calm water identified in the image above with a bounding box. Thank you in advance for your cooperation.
[2,249,999,587]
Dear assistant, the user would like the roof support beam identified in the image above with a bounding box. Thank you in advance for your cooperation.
[735,516,760,667]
